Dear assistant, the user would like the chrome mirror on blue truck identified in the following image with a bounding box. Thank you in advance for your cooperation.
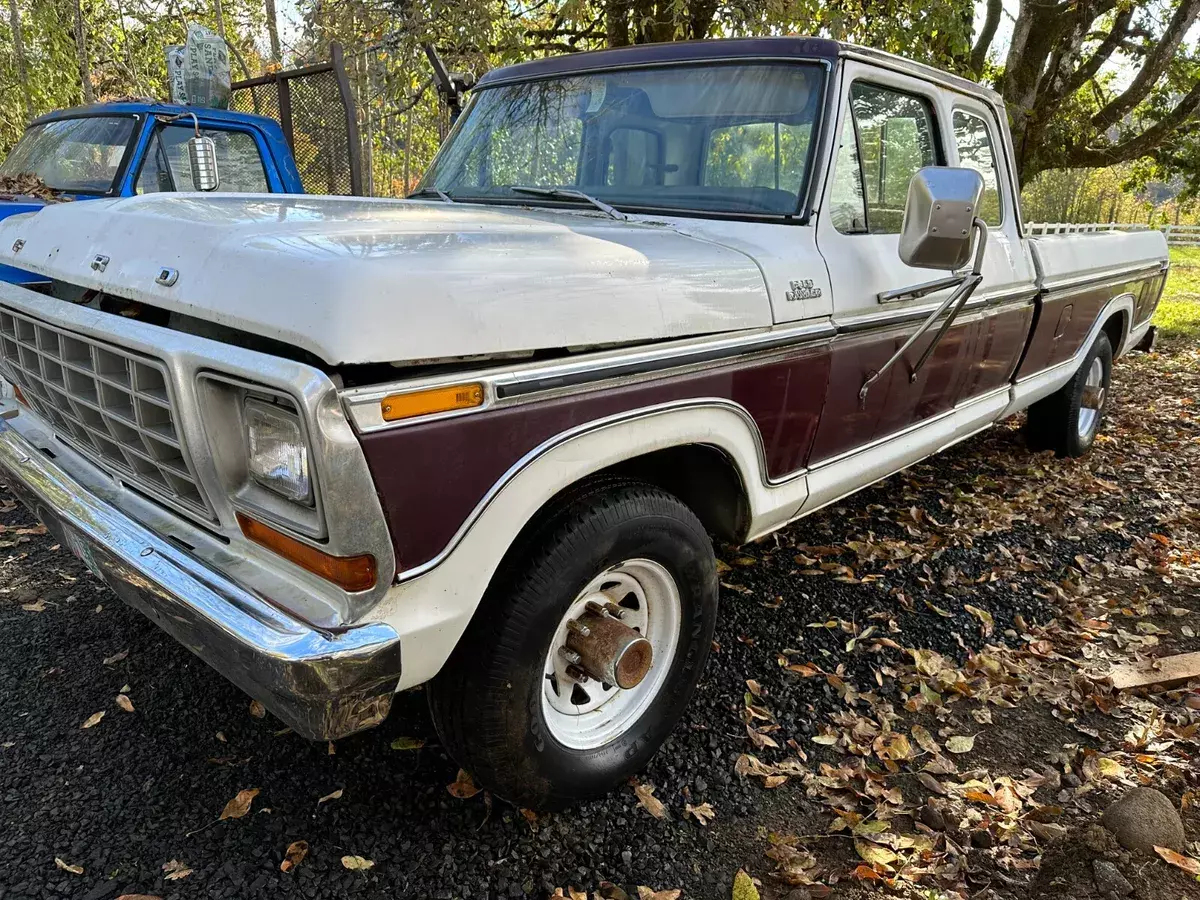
[898,166,985,270]
[162,112,220,192]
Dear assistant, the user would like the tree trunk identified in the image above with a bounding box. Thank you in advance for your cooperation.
[605,0,630,47]
[264,0,282,63]
[72,0,94,104]
[7,0,32,120]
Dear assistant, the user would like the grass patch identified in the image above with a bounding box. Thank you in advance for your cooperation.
[1154,246,1200,340]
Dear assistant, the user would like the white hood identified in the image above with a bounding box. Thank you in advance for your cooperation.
[0,194,772,365]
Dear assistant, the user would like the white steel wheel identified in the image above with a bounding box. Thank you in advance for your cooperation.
[541,558,682,750]
[1077,356,1106,441]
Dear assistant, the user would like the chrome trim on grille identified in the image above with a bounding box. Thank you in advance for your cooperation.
[0,307,214,522]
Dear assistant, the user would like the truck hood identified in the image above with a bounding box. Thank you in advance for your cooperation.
[0,194,772,365]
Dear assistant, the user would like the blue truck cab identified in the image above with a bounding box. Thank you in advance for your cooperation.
[0,102,304,284]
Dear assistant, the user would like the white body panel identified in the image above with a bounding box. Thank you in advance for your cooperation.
[0,195,774,365]
[1029,230,1168,290]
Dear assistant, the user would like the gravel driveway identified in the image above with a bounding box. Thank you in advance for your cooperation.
[1,344,1197,900]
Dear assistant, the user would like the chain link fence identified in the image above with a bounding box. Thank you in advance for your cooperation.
[230,45,363,196]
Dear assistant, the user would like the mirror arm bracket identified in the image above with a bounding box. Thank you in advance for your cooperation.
[859,217,988,404]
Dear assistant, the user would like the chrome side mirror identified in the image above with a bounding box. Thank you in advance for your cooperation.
[188,132,220,191]
[898,166,984,270]
[164,112,220,191]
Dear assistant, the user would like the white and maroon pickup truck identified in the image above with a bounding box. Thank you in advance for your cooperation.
[0,38,1167,807]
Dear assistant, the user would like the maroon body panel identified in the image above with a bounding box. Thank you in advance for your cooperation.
[1015,276,1151,380]
[360,345,830,571]
[358,278,1145,577]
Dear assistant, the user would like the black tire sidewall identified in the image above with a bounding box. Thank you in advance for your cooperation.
[1064,333,1113,456]
[441,486,717,808]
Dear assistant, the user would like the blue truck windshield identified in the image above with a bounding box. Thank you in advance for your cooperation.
[420,63,825,217]
[0,116,137,194]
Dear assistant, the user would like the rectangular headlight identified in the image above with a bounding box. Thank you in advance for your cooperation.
[245,398,311,503]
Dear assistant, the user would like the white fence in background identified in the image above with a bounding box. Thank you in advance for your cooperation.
[1027,222,1200,246]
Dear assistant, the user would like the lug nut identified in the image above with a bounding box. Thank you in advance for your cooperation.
[604,602,626,619]
[567,619,591,638]
[558,647,581,665]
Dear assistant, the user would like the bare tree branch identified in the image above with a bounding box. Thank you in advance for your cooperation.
[970,0,1002,75]
[1073,77,1200,165]
[1060,6,1132,96]
[1091,0,1200,131]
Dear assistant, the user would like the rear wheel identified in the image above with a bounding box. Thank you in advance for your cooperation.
[1025,331,1112,457]
[427,480,718,809]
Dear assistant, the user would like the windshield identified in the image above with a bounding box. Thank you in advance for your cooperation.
[0,116,138,193]
[419,63,825,217]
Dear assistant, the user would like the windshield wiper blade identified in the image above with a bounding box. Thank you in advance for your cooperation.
[408,187,455,203]
[510,186,626,220]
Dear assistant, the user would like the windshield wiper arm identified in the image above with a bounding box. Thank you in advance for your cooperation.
[408,187,455,203]
[510,186,626,220]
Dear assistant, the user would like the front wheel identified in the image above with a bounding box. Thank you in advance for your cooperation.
[427,480,718,809]
[1025,331,1113,457]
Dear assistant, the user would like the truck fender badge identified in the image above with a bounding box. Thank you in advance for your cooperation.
[90,254,110,273]
[786,279,822,302]
[11,239,23,254]
[155,267,179,287]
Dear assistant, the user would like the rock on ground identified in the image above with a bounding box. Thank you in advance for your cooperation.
[1100,787,1186,855]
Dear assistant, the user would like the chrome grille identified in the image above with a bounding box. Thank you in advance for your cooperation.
[0,307,214,521]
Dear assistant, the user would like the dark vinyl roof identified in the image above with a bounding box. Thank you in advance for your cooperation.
[475,37,1001,103]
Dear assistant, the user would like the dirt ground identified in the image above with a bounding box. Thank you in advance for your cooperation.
[1,334,1198,900]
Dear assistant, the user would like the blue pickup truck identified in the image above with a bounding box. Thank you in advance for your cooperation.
[0,101,304,284]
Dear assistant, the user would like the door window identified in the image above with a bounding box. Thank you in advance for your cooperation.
[829,83,939,234]
[952,110,1002,226]
[136,125,269,194]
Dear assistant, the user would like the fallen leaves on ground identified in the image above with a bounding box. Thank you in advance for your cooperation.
[280,840,308,873]
[447,769,480,799]
[390,736,425,750]
[53,857,83,875]
[341,855,374,871]
[115,694,134,713]
[731,869,760,900]
[631,779,667,818]
[218,788,260,820]
[636,888,681,900]
[101,649,128,665]
[248,699,265,718]
[684,801,715,825]
[162,859,192,881]
[317,788,343,805]
[1154,845,1200,876]
[81,711,104,729]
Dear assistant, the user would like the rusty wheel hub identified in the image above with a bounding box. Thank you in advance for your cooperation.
[541,559,682,750]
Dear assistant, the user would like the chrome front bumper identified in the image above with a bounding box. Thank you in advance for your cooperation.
[0,420,402,741]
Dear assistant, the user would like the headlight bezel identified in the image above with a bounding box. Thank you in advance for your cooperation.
[195,372,326,542]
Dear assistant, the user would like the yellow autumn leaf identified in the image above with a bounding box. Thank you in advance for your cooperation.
[341,855,375,871]
[54,857,84,875]
[447,769,481,799]
[731,868,760,900]
[81,711,105,729]
[632,780,668,818]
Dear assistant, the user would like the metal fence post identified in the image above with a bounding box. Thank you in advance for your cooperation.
[331,43,364,196]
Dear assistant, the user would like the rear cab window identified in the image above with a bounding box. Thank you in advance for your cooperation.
[136,124,269,194]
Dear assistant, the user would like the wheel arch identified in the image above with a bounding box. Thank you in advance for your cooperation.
[375,400,791,690]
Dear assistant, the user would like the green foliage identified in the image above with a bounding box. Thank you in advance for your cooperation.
[1155,247,1200,341]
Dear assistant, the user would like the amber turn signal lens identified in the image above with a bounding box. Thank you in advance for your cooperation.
[237,513,377,593]
[13,384,27,406]
[380,382,484,422]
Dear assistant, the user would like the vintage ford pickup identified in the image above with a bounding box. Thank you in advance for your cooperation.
[0,38,1167,807]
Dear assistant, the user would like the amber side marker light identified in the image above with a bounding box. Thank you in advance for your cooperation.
[237,513,377,593]
[381,382,484,422]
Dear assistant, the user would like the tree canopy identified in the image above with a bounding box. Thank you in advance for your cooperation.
[1,0,1199,196]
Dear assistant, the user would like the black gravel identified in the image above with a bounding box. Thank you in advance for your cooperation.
[0,415,1158,900]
